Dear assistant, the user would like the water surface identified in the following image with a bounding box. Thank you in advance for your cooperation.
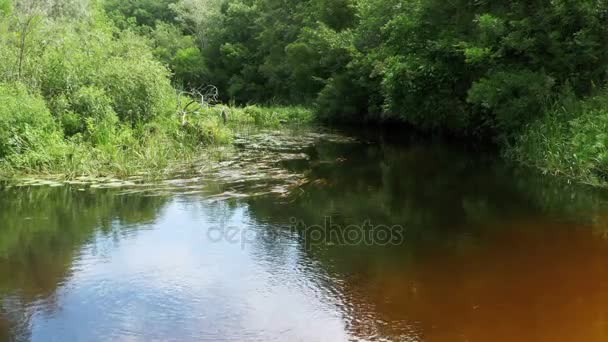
[2,128,608,341]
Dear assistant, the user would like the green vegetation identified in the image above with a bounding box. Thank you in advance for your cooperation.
[1,0,608,185]
[0,0,312,180]
[509,92,608,186]
[101,0,608,186]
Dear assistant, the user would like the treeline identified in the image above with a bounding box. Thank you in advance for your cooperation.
[106,0,608,133]
[105,0,608,184]
[2,0,608,184]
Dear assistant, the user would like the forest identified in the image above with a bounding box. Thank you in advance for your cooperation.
[1,0,608,185]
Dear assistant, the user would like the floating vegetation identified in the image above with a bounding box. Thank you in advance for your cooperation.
[119,128,358,199]
[3,128,358,201]
[13,179,65,187]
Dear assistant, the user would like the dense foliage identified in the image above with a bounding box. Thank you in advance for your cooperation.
[109,0,607,137]
[105,0,607,184]
[0,0,311,178]
[2,0,608,184]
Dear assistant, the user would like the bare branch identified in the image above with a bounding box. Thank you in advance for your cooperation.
[176,85,221,126]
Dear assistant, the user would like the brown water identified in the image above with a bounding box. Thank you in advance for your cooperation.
[2,128,608,341]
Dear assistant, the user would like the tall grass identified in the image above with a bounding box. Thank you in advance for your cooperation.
[200,105,315,128]
[507,90,608,186]
[0,101,314,180]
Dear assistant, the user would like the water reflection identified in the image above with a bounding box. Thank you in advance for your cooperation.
[0,191,352,341]
[2,130,608,341]
[0,187,169,340]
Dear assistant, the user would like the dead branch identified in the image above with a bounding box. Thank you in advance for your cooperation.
[176,85,220,126]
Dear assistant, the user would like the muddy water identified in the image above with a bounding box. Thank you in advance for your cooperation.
[2,128,608,341]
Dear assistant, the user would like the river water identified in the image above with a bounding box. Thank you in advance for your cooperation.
[2,128,608,341]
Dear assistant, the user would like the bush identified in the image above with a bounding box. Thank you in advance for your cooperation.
[0,0,11,16]
[182,117,233,145]
[99,55,174,124]
[381,55,469,131]
[0,82,59,159]
[468,69,555,138]
[30,22,175,127]
[316,73,370,123]
[54,86,118,141]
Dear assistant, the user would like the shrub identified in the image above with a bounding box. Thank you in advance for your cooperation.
[227,105,315,127]
[183,117,233,145]
[468,69,555,137]
[0,82,59,159]
[381,55,470,131]
[30,22,175,126]
[316,73,370,123]
[99,55,174,124]
[54,86,119,142]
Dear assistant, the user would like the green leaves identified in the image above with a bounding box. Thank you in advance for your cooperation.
[0,82,57,158]
[104,0,178,28]
[475,13,505,42]
[0,0,11,17]
[463,47,492,64]
[510,89,608,185]
[468,70,555,136]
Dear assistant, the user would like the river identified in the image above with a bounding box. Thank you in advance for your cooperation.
[2,127,608,341]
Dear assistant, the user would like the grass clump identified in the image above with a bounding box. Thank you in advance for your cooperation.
[0,113,234,179]
[508,89,608,186]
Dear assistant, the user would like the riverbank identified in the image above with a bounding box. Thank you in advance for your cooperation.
[3,2,608,191]
[4,85,608,192]
[0,11,315,182]
[5,95,608,192]
[506,90,608,188]
[0,96,314,181]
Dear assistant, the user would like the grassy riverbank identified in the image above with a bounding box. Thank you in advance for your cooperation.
[507,90,608,187]
[3,0,608,188]
[0,94,313,180]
